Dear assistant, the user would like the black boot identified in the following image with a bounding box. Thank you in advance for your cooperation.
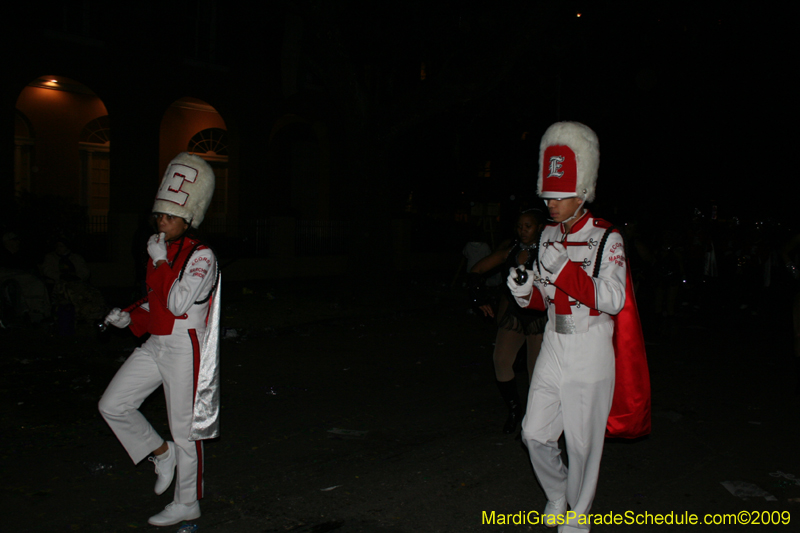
[496,379,524,434]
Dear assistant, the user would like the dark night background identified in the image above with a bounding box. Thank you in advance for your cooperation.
[3,3,800,532]
[3,0,796,239]
[258,0,794,222]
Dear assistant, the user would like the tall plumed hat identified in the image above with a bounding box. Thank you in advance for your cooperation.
[152,152,215,228]
[537,121,599,202]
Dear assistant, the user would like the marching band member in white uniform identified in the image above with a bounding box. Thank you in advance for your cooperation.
[99,153,222,527]
[508,122,626,532]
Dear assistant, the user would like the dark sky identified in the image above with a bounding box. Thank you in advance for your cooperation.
[10,1,790,225]
[351,1,793,222]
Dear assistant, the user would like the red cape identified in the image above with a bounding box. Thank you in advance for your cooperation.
[606,265,651,438]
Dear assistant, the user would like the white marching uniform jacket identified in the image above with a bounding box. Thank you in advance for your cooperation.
[525,213,626,330]
[99,236,220,504]
[128,236,222,441]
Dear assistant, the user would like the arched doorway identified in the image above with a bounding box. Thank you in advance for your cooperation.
[15,75,110,220]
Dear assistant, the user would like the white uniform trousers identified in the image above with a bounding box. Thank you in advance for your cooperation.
[99,331,204,504]
[520,320,615,533]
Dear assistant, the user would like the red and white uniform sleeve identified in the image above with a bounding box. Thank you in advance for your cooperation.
[165,249,216,316]
[549,231,626,315]
[524,287,547,311]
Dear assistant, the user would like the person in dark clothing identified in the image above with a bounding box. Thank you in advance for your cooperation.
[468,209,548,433]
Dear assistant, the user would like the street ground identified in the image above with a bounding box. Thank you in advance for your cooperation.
[2,272,799,532]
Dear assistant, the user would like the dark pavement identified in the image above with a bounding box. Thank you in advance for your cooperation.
[2,273,799,532]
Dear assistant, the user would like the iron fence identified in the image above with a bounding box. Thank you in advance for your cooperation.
[75,216,354,258]
[295,219,351,256]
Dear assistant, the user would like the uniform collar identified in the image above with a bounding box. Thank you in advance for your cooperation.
[560,210,591,236]
[167,234,195,248]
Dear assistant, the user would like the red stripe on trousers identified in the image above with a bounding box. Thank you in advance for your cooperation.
[188,329,204,500]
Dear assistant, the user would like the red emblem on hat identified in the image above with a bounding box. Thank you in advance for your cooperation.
[541,145,577,196]
[155,164,199,207]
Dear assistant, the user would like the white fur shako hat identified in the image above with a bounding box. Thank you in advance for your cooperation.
[537,121,599,202]
[152,152,215,228]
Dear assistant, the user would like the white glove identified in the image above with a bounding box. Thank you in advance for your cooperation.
[147,232,168,264]
[104,308,131,329]
[506,266,535,306]
[541,241,569,274]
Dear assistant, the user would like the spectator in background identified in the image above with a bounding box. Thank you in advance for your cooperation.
[468,209,547,434]
[41,237,91,285]
[1,230,49,326]
[781,232,800,394]
[41,236,104,334]
[2,231,35,271]
[463,229,502,289]
[652,228,684,338]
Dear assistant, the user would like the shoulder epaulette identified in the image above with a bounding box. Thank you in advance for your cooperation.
[593,218,614,229]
